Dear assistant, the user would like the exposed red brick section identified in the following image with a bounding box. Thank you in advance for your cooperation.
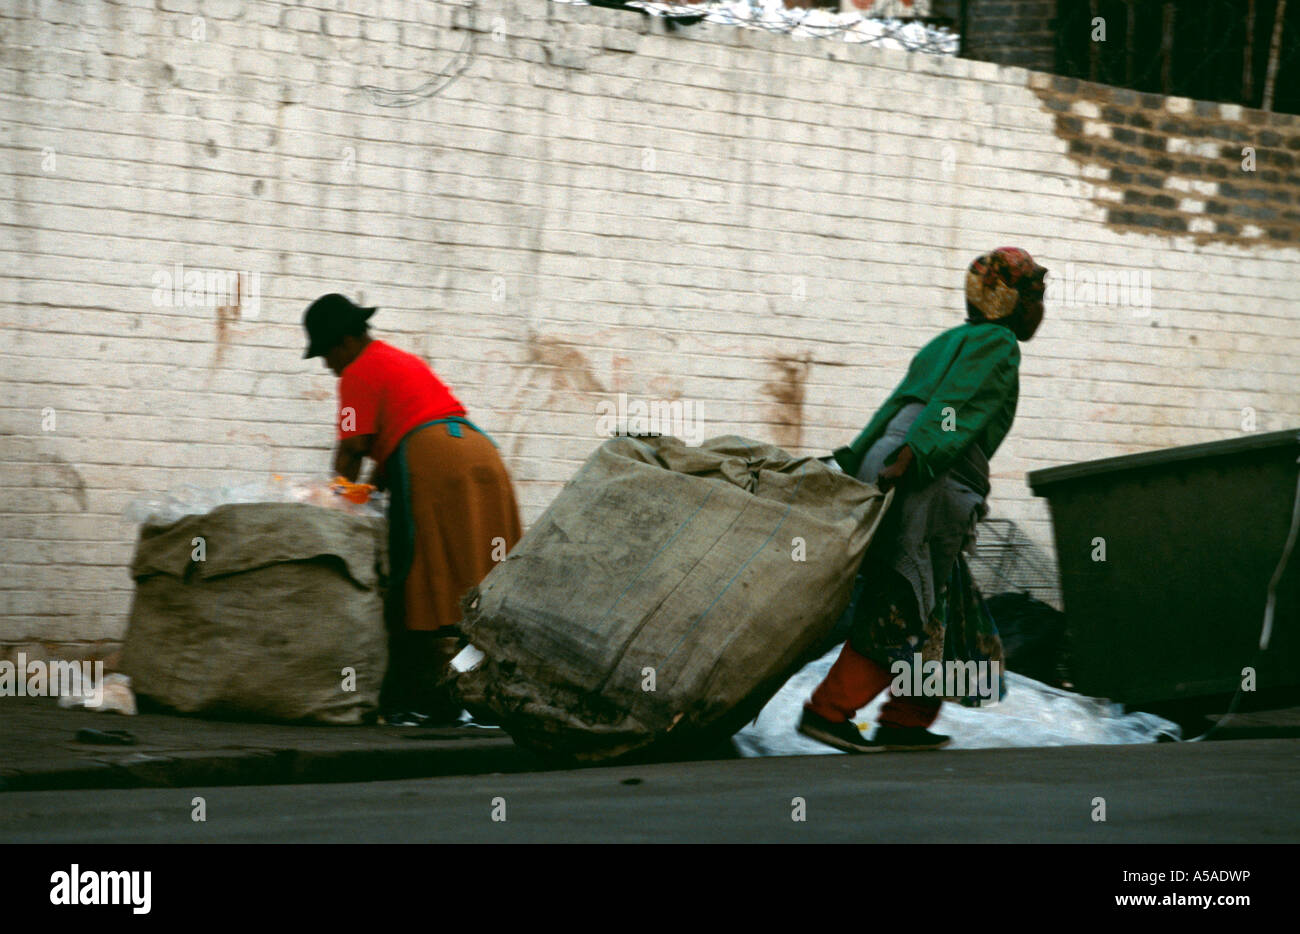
[1030,73,1300,247]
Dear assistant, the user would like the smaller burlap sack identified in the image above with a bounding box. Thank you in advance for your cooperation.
[120,503,388,724]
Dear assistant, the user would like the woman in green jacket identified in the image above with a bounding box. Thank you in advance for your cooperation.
[799,247,1047,753]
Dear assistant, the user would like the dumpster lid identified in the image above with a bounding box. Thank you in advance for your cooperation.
[1027,428,1300,493]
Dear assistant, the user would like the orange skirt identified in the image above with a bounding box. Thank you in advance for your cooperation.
[393,421,522,632]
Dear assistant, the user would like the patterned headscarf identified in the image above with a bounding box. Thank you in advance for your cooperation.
[965,248,1047,320]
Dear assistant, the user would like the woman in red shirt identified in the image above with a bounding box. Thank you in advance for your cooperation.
[304,294,523,726]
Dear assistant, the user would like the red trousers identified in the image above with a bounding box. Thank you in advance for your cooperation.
[807,640,940,729]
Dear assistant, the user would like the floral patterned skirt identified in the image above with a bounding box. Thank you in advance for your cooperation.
[848,553,1007,707]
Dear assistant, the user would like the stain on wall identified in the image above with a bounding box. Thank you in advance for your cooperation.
[0,432,88,512]
[761,353,812,451]
[211,274,247,371]
[46,454,88,512]
[504,332,610,470]
[522,333,608,396]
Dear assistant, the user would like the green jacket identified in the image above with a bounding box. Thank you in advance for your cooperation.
[833,322,1020,483]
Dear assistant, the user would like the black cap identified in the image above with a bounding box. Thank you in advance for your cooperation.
[303,293,376,359]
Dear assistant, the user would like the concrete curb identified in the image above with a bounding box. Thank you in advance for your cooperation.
[0,736,539,793]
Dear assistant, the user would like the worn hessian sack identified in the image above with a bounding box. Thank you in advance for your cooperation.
[455,435,890,761]
[121,503,388,724]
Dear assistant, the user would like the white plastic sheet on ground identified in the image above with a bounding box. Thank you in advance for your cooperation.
[732,646,1181,757]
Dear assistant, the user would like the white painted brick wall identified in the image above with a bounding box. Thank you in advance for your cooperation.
[3,0,1299,645]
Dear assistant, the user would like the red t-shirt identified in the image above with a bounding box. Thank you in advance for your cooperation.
[337,340,466,471]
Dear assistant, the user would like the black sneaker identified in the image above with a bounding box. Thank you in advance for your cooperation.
[797,709,882,753]
[869,726,951,751]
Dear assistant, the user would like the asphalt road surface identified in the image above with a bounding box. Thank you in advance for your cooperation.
[4,739,1298,843]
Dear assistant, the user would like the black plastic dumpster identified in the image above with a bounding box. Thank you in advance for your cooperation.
[1027,429,1300,709]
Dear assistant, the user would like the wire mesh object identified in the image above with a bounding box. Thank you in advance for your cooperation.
[967,517,1062,609]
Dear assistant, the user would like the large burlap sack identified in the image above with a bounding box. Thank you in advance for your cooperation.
[455,435,890,762]
[120,502,388,724]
